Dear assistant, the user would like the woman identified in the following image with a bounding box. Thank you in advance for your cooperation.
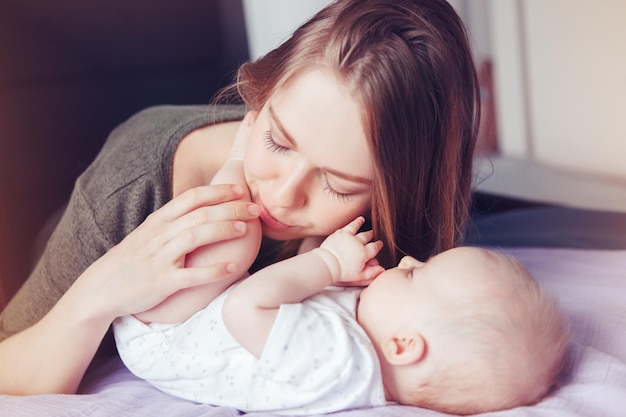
[0,0,479,395]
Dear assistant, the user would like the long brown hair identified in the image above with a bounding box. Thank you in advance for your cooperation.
[222,0,479,267]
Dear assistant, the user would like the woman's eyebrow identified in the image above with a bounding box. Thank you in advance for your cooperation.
[324,167,373,185]
[268,103,373,185]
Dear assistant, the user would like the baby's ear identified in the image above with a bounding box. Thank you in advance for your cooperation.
[382,333,426,366]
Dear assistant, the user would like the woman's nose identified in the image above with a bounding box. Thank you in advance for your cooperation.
[273,163,311,209]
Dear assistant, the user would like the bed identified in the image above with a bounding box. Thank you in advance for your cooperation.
[1,199,626,416]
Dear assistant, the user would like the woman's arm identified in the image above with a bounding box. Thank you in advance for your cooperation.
[133,160,262,324]
[134,112,262,324]
[222,217,384,358]
[0,184,251,395]
[0,275,112,395]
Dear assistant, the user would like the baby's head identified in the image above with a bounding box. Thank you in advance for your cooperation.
[357,247,569,414]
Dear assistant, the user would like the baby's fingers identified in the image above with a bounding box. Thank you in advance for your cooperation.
[337,263,384,287]
[364,240,384,259]
[363,263,385,281]
[359,260,385,282]
[355,230,374,244]
[341,216,366,235]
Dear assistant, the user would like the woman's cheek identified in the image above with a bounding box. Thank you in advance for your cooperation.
[313,198,370,234]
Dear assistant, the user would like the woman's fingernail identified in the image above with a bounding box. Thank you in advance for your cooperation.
[225,262,237,273]
[233,221,246,233]
[232,185,244,195]
[247,204,260,216]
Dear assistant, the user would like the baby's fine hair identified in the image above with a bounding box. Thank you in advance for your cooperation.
[408,251,570,415]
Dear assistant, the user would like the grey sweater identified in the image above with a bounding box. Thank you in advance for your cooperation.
[0,105,245,355]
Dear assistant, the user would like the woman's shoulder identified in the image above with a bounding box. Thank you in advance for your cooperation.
[119,104,246,135]
[104,104,246,157]
[75,104,246,239]
[80,104,245,192]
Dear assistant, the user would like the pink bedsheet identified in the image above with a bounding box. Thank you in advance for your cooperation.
[2,247,625,416]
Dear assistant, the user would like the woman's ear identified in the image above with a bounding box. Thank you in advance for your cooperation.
[382,332,426,366]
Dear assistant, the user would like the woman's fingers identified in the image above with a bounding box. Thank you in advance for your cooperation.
[162,220,248,259]
[85,183,263,319]
[154,184,245,222]
[173,262,238,291]
[138,185,259,251]
[180,200,258,230]
[159,201,258,255]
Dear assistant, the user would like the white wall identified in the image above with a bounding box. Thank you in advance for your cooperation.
[489,0,626,181]
[479,0,626,210]
[243,0,492,62]
[487,0,530,158]
[449,0,492,61]
[242,0,331,61]
[524,0,626,180]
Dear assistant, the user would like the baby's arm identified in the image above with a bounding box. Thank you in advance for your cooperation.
[222,217,383,358]
[134,114,262,324]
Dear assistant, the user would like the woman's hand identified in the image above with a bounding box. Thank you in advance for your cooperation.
[73,183,259,321]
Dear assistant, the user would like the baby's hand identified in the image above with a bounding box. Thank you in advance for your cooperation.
[317,217,384,285]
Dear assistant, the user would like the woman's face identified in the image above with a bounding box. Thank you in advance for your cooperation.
[244,68,374,241]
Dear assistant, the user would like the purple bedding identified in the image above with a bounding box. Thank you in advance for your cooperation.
[2,247,625,417]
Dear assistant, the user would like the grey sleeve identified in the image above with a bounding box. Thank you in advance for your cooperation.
[0,186,110,341]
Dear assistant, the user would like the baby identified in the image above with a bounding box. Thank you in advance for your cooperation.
[114,215,569,415]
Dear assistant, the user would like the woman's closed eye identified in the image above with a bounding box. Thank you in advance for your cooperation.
[263,131,290,153]
[263,129,358,203]
[321,173,354,203]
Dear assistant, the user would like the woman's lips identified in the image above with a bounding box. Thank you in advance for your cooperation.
[257,199,291,230]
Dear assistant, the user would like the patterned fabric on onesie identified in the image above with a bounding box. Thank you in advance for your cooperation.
[113,285,387,415]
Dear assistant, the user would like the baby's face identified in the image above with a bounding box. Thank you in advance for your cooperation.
[357,247,498,340]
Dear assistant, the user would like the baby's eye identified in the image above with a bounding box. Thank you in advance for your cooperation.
[321,173,354,203]
[263,131,289,153]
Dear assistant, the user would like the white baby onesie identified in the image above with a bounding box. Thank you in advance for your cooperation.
[113,285,387,415]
